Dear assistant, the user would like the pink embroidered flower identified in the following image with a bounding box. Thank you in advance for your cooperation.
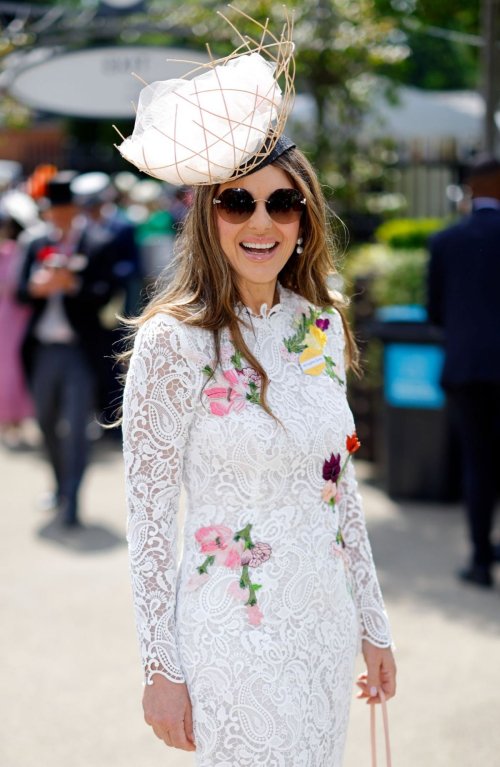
[241,541,272,568]
[247,603,264,626]
[191,521,270,626]
[203,385,229,400]
[237,366,262,387]
[228,580,250,602]
[186,572,210,591]
[195,524,233,552]
[321,479,336,504]
[280,346,299,363]
[209,400,232,416]
[315,318,330,331]
[216,540,244,568]
[204,373,232,416]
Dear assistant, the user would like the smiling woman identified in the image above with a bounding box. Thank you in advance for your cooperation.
[213,165,303,306]
[117,10,396,767]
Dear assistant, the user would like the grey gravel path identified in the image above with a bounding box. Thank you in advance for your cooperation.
[1,441,499,767]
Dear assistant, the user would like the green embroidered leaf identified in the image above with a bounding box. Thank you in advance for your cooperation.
[324,355,344,386]
[283,305,327,355]
[202,364,214,377]
[252,584,263,591]
[246,391,261,405]
[230,341,244,371]
[284,336,306,353]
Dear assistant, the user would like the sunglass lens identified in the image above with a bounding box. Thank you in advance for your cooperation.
[217,189,254,223]
[267,189,305,223]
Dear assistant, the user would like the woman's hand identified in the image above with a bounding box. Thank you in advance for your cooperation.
[356,640,396,705]
[142,675,196,751]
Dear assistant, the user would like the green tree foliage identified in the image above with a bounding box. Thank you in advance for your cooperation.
[373,0,481,90]
[156,1,409,206]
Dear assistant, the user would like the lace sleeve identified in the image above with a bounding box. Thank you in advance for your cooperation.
[122,313,200,685]
[333,311,393,651]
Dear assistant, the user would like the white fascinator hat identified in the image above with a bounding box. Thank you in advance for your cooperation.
[114,5,296,186]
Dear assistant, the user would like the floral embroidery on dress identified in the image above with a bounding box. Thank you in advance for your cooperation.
[322,432,361,597]
[202,340,262,416]
[187,522,272,626]
[321,431,361,509]
[283,306,344,383]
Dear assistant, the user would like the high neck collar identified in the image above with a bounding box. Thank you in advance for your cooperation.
[237,280,285,320]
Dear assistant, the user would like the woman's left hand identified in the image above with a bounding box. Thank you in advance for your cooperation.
[356,640,396,704]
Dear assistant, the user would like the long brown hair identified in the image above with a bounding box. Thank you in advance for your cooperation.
[117,146,360,422]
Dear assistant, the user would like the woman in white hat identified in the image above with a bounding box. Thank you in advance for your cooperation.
[119,13,396,765]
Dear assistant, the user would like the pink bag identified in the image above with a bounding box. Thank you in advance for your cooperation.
[370,688,392,767]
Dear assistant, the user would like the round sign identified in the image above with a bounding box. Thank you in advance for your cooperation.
[9,46,209,119]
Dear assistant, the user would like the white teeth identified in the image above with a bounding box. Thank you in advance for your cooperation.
[241,242,277,250]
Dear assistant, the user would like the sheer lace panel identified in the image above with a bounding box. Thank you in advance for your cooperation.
[122,313,201,684]
[333,313,393,649]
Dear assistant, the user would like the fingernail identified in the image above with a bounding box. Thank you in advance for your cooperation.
[370,686,378,697]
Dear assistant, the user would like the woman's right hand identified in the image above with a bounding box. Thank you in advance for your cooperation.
[142,675,196,751]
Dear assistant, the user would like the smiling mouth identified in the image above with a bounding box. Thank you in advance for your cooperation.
[240,241,278,257]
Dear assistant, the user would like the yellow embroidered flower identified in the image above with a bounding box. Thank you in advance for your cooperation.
[303,324,327,350]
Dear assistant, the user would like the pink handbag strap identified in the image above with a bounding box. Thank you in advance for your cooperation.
[370,688,392,767]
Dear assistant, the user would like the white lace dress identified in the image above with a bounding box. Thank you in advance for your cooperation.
[122,280,393,767]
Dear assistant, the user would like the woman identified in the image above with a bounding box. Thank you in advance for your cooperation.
[121,134,396,764]
[0,198,35,446]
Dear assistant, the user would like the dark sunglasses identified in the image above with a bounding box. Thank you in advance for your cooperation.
[213,187,306,224]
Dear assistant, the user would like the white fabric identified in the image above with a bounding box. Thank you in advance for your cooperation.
[118,52,281,185]
[34,293,77,344]
[122,281,393,766]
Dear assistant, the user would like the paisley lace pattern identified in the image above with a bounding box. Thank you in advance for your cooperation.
[122,281,393,766]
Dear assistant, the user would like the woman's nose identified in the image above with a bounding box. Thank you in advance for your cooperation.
[248,200,273,230]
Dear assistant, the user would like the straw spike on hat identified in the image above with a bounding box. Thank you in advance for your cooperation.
[114,5,296,186]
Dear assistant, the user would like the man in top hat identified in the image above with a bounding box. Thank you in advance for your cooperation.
[70,171,142,316]
[17,170,121,527]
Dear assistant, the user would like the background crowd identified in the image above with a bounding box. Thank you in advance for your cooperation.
[0,163,192,525]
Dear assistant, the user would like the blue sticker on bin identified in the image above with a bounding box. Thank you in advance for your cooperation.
[384,343,445,409]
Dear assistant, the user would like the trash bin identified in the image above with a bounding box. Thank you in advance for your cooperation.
[368,305,459,502]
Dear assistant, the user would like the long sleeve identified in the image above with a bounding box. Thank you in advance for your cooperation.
[338,459,393,649]
[333,312,393,650]
[122,313,200,685]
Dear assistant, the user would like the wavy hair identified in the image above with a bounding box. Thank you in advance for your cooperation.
[116,146,360,423]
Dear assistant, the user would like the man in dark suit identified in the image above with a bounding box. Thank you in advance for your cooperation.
[427,156,500,587]
[17,171,121,527]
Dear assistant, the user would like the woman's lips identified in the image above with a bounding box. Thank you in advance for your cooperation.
[239,242,278,262]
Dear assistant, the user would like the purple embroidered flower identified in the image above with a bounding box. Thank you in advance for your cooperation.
[323,453,341,483]
[241,541,272,568]
[316,318,330,331]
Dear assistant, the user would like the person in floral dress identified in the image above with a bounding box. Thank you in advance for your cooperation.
[121,137,396,766]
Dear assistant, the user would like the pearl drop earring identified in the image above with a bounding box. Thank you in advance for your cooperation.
[296,237,304,255]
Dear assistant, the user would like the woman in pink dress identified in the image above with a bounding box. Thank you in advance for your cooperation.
[0,209,35,442]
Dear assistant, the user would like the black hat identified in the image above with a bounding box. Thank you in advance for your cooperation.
[46,170,78,206]
[232,134,296,180]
